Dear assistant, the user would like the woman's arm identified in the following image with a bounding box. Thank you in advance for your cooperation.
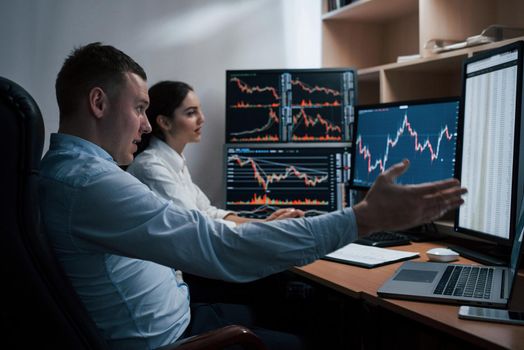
[224,208,305,224]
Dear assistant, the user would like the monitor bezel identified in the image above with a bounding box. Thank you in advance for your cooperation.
[349,96,461,191]
[225,68,358,143]
[453,40,524,247]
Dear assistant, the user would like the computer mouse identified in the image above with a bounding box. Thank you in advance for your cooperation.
[426,247,459,262]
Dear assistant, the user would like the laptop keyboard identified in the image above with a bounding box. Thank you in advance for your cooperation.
[433,265,494,299]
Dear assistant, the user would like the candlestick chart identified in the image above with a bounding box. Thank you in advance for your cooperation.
[225,146,351,217]
[350,99,460,189]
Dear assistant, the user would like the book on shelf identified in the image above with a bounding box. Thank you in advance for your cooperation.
[424,25,524,55]
[327,0,358,12]
[397,54,421,63]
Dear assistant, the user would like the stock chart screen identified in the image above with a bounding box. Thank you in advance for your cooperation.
[225,145,351,218]
[350,98,460,189]
[226,69,356,143]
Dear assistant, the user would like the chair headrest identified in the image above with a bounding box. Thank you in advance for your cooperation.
[0,76,45,171]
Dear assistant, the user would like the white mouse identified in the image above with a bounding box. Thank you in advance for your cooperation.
[426,247,460,262]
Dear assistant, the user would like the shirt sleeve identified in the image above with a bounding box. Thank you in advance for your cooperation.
[128,157,188,209]
[192,181,234,220]
[129,157,233,220]
[70,170,358,282]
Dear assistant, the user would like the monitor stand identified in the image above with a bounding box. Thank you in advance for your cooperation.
[447,245,506,266]
[400,223,447,242]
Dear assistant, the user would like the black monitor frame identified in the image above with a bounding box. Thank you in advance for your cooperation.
[349,97,460,190]
[454,41,524,247]
[225,68,357,143]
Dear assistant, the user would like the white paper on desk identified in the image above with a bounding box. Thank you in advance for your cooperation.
[325,243,419,268]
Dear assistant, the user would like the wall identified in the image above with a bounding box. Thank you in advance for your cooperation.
[0,0,321,205]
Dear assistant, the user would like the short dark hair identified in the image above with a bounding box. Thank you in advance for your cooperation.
[136,81,194,154]
[55,42,147,118]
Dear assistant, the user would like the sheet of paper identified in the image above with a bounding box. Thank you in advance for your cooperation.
[325,243,419,268]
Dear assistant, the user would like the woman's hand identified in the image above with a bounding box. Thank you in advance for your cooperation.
[264,208,305,221]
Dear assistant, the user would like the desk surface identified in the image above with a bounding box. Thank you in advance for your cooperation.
[293,241,524,350]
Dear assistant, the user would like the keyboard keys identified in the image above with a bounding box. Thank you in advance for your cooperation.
[444,266,462,295]
[433,265,494,299]
[434,266,453,294]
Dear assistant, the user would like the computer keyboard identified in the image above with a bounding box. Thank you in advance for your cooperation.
[433,265,494,299]
[354,231,411,247]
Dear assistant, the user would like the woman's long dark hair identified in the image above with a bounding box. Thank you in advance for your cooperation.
[135,80,194,155]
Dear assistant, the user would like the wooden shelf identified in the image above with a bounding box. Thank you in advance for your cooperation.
[322,0,524,104]
[355,36,524,102]
[322,0,417,22]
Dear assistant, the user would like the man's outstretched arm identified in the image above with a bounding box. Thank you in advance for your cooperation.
[353,159,467,236]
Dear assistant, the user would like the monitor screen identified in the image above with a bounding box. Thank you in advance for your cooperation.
[349,98,460,189]
[224,144,351,218]
[225,69,357,143]
[508,202,524,305]
[454,41,524,245]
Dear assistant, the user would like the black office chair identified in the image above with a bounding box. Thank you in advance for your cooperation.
[0,76,266,350]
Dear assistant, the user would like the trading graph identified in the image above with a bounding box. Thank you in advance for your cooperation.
[225,146,351,217]
[226,69,356,143]
[290,73,346,141]
[292,108,343,141]
[230,76,280,101]
[226,72,282,142]
[351,99,459,188]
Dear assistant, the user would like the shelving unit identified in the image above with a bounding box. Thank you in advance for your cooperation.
[322,0,524,104]
[323,0,524,234]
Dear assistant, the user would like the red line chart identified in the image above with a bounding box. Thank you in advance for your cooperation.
[292,108,342,134]
[228,154,329,192]
[229,108,279,137]
[229,77,280,100]
[291,78,341,97]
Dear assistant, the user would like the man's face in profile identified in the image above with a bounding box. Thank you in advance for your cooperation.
[102,72,150,165]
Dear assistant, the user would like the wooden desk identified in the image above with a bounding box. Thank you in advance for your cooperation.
[293,241,524,350]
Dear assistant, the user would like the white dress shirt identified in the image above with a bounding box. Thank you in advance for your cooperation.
[127,137,235,227]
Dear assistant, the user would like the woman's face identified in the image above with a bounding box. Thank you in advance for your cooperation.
[167,90,205,147]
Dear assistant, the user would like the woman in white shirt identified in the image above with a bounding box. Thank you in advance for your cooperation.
[127,81,304,226]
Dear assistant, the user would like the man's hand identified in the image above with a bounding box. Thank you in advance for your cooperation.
[264,208,305,221]
[353,159,467,236]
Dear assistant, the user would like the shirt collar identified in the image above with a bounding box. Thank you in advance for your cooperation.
[50,133,115,163]
[149,136,186,172]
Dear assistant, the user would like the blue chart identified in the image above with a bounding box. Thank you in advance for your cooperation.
[352,100,459,188]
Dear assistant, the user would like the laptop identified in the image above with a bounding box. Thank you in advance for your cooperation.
[378,198,524,308]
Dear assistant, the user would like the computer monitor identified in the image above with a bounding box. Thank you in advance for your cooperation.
[349,97,460,190]
[454,41,524,247]
[224,144,351,218]
[225,68,357,143]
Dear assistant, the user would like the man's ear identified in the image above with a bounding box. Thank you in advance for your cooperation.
[88,87,107,119]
